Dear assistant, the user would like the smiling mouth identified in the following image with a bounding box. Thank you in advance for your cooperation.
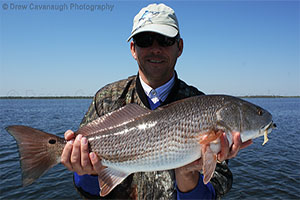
[148,59,164,64]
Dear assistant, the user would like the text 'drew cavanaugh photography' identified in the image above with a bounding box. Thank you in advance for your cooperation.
[2,1,115,12]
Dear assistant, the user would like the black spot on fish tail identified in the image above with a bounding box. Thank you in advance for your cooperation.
[5,125,65,186]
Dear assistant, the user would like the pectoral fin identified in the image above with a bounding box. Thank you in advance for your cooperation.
[202,145,217,184]
[199,130,223,145]
[97,167,129,197]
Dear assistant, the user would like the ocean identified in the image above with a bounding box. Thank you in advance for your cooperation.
[0,98,299,199]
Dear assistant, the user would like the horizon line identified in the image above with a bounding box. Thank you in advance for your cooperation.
[0,95,299,99]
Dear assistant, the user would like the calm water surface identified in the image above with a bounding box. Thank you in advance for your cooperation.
[0,98,299,199]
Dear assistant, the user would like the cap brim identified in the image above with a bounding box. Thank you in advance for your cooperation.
[127,24,178,42]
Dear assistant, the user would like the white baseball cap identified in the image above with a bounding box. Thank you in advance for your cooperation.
[127,3,179,42]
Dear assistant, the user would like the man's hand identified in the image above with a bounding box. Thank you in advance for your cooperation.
[175,148,205,192]
[217,131,253,162]
[175,131,253,192]
[61,130,104,175]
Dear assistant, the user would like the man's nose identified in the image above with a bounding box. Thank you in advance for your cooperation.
[150,39,162,54]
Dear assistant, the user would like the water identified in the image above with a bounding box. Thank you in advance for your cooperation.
[0,98,299,199]
[0,99,89,199]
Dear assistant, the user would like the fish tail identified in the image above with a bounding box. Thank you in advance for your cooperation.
[5,125,65,186]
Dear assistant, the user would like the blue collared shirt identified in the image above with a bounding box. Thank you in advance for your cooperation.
[75,74,215,199]
[139,73,175,104]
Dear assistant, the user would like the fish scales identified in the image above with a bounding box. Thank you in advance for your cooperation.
[5,95,276,197]
[86,96,220,172]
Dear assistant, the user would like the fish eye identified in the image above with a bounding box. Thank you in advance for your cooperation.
[257,109,263,116]
[48,139,56,144]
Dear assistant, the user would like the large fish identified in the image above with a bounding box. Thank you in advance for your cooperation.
[6,95,276,197]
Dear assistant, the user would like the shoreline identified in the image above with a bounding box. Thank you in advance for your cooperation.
[0,95,299,99]
[0,96,93,99]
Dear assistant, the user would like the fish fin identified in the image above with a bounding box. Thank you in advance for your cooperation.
[5,125,64,186]
[97,167,129,197]
[77,104,150,136]
[199,130,223,145]
[202,145,217,184]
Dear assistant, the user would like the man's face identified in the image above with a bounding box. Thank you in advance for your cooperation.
[130,32,183,88]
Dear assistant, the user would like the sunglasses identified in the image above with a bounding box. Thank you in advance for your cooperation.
[133,32,180,48]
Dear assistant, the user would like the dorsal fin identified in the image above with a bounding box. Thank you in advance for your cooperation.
[76,104,150,136]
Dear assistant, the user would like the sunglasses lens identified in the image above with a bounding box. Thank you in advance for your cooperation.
[156,35,176,47]
[134,34,153,48]
[134,33,178,48]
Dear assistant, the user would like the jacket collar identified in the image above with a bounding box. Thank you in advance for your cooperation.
[135,71,180,109]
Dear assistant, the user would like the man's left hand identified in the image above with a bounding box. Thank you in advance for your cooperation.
[217,131,253,162]
[175,131,253,192]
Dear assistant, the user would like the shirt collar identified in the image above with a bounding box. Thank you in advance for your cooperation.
[139,73,175,104]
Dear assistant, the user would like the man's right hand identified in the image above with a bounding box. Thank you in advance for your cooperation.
[61,130,103,175]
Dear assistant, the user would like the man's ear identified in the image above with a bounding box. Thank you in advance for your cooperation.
[130,41,137,60]
[177,38,183,58]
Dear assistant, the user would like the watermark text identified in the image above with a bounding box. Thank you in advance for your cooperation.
[2,2,114,12]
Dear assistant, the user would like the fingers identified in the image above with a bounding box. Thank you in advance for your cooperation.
[227,131,242,159]
[71,134,83,173]
[217,131,253,161]
[185,159,203,172]
[217,132,229,162]
[80,137,93,173]
[90,152,104,174]
[61,130,75,171]
[241,139,253,149]
[61,131,96,175]
[64,130,75,140]
[176,158,203,176]
[61,139,74,171]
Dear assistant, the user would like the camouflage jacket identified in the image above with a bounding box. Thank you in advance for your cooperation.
[79,73,232,199]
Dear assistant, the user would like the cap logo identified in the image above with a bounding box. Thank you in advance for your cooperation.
[135,10,160,32]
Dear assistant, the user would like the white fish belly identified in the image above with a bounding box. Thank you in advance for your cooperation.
[102,141,202,174]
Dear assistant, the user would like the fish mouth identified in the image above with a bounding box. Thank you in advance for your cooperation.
[262,121,276,133]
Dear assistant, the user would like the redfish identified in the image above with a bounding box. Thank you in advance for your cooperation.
[5,95,276,196]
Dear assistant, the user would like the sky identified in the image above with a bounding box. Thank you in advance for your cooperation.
[0,0,299,97]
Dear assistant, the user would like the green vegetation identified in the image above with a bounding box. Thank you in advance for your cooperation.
[0,96,93,99]
[0,95,299,99]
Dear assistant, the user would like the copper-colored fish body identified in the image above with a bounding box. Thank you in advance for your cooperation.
[5,95,275,197]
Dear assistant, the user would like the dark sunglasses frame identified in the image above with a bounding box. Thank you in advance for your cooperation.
[133,32,180,48]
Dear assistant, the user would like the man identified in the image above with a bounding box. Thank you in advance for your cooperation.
[61,3,252,199]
